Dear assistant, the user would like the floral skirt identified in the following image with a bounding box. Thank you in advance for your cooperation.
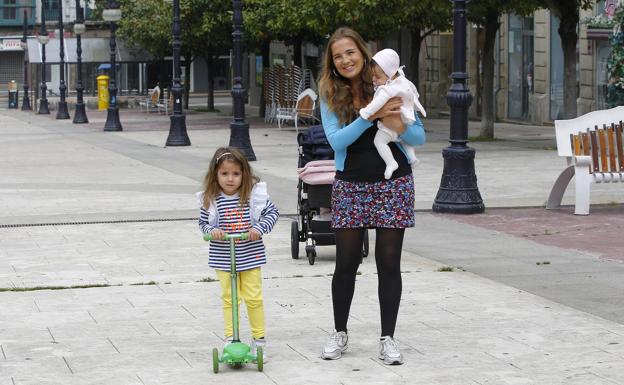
[331,174,415,229]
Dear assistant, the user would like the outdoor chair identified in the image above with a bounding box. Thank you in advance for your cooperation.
[276,88,320,133]
[139,86,160,113]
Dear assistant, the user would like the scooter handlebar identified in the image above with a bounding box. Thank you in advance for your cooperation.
[203,232,249,242]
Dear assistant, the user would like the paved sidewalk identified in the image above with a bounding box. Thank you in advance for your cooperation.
[1,107,624,385]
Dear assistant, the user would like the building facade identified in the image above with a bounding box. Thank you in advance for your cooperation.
[421,1,614,124]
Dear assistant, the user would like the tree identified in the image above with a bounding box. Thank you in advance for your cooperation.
[468,0,542,138]
[184,0,232,111]
[608,6,624,107]
[400,0,452,93]
[545,0,593,119]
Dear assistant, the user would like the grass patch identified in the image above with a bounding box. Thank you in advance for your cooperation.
[468,135,503,142]
[198,277,217,282]
[536,261,551,265]
[0,283,117,292]
[129,281,157,286]
[437,266,454,272]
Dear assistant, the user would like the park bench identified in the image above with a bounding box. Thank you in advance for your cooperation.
[546,106,624,215]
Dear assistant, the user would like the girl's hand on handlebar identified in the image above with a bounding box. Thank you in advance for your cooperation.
[210,229,226,241]
[248,228,262,241]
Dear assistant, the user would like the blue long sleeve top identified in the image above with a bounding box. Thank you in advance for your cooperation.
[320,99,426,171]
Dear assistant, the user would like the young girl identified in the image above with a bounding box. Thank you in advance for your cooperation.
[198,147,279,360]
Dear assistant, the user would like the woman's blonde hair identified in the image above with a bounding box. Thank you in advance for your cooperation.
[318,27,374,125]
[202,147,259,208]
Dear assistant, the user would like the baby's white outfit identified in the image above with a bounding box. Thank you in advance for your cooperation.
[359,49,427,179]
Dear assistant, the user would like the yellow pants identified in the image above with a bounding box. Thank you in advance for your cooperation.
[216,267,265,340]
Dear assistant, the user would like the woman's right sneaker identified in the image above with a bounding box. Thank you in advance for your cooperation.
[379,336,403,365]
[320,331,348,360]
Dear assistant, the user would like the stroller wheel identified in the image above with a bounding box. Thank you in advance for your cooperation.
[291,221,299,259]
[306,245,316,265]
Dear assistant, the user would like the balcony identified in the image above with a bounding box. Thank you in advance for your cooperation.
[0,0,36,27]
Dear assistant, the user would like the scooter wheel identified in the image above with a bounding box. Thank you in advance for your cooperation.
[212,347,219,373]
[257,346,263,372]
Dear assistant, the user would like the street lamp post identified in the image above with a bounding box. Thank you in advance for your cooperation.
[21,9,32,111]
[73,0,88,123]
[103,0,122,131]
[229,0,255,160]
[37,3,50,115]
[165,0,190,146]
[432,0,484,214]
[56,0,70,119]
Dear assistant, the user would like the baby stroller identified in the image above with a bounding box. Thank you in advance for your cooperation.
[291,125,369,265]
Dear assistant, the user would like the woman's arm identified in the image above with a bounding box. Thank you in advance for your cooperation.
[321,100,372,151]
[399,113,426,146]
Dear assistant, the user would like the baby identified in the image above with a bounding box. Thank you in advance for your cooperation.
[359,49,427,179]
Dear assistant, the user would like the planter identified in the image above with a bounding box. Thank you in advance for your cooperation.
[586,28,613,40]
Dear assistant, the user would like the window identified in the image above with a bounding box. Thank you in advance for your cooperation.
[2,0,17,20]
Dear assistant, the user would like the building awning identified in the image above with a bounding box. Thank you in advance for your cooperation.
[26,37,154,64]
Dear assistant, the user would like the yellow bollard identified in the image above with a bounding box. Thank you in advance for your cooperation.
[97,75,109,110]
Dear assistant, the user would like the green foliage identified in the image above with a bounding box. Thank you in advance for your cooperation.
[608,6,624,107]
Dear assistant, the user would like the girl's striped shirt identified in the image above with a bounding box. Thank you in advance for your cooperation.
[199,192,279,271]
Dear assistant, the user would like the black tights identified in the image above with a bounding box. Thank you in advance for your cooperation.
[331,227,404,337]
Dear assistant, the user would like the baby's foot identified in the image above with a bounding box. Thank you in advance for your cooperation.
[410,156,420,168]
[384,161,399,179]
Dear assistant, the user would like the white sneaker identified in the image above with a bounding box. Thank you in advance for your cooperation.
[379,336,403,365]
[251,338,267,362]
[321,331,348,360]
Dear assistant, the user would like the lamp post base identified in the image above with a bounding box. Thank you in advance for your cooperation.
[56,101,70,119]
[432,146,485,214]
[38,100,49,115]
[229,121,256,161]
[104,107,122,131]
[166,115,191,146]
[21,96,31,111]
[73,103,89,124]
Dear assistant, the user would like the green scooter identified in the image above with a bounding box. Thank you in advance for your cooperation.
[203,232,263,373]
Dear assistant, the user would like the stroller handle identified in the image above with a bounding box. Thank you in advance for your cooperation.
[203,232,249,242]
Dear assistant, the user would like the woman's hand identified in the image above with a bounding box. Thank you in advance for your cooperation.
[369,97,405,134]
[368,97,402,121]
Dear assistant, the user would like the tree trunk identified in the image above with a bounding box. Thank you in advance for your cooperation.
[559,16,578,119]
[479,10,500,138]
[183,53,192,110]
[258,39,270,118]
[204,51,215,112]
[293,35,303,67]
[409,29,423,92]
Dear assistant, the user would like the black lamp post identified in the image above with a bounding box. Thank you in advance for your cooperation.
[56,0,70,119]
[37,2,50,115]
[165,0,190,146]
[21,9,32,111]
[73,0,88,123]
[228,0,255,160]
[103,0,122,131]
[432,0,484,214]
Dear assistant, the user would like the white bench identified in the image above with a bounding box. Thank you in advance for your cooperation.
[546,106,624,215]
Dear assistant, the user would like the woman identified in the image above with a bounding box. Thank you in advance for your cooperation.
[318,27,426,365]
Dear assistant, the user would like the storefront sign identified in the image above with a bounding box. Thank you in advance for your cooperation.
[0,40,24,51]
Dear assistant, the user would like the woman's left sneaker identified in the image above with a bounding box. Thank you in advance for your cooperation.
[379,336,403,365]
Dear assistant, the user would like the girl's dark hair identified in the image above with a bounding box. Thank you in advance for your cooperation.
[201,147,259,207]
[318,27,374,125]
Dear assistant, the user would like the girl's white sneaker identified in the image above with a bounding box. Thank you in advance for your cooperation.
[379,336,403,365]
